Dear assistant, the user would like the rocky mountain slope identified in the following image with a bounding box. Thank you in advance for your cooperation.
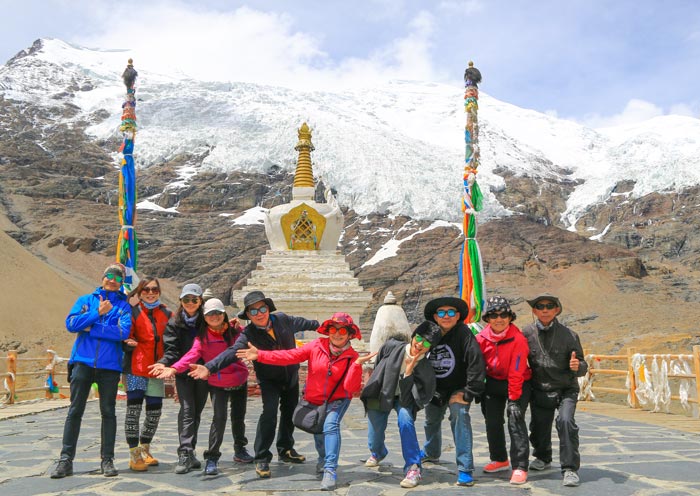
[2,39,700,358]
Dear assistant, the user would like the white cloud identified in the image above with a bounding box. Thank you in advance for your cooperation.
[438,0,483,14]
[582,99,664,128]
[75,2,441,91]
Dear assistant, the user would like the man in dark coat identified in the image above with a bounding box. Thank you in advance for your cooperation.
[188,291,318,479]
[521,293,588,487]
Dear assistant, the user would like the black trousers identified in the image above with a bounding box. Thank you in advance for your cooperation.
[254,380,299,462]
[204,385,249,461]
[529,387,580,472]
[175,375,209,454]
[480,378,531,470]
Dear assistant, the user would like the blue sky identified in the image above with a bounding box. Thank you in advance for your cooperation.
[3,0,700,126]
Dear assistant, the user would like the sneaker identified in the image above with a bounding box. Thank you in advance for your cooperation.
[420,450,439,464]
[483,460,510,473]
[255,461,271,478]
[279,448,306,463]
[316,460,325,474]
[233,447,254,464]
[204,459,218,476]
[510,469,528,485]
[563,470,580,487]
[320,469,337,491]
[364,454,385,467]
[190,452,202,469]
[530,459,551,471]
[175,451,193,474]
[456,471,475,487]
[101,458,118,477]
[400,464,422,488]
[50,459,73,479]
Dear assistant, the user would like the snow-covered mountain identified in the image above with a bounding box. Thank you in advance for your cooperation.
[3,38,700,226]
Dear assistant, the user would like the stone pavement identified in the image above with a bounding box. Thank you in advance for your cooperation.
[1,397,699,496]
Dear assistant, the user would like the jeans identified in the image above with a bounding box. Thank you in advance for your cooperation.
[480,379,531,470]
[175,375,209,454]
[59,362,120,461]
[529,388,580,472]
[424,400,474,474]
[367,398,421,472]
[255,380,299,462]
[204,385,248,461]
[314,398,351,472]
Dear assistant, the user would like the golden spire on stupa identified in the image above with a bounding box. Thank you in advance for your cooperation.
[293,122,315,188]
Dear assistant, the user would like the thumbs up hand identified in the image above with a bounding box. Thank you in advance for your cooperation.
[569,351,580,372]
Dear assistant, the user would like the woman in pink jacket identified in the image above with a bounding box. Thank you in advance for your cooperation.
[154,298,252,475]
[476,296,532,485]
[237,312,376,491]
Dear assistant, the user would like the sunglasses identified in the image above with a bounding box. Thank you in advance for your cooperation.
[414,335,432,348]
[206,311,224,317]
[534,303,558,310]
[141,286,160,294]
[181,297,200,304]
[435,309,457,318]
[105,273,123,283]
[329,326,349,335]
[488,311,511,320]
[248,306,268,316]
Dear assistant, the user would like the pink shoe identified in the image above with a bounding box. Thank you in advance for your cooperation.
[510,469,528,485]
[483,460,510,473]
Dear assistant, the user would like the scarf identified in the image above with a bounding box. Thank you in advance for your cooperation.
[482,324,510,342]
[536,318,556,331]
[182,310,198,329]
[329,341,352,357]
[142,300,161,310]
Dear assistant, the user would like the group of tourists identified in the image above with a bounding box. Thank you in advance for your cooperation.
[50,263,588,490]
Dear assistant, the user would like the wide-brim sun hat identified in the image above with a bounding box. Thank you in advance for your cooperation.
[526,293,563,315]
[180,283,203,299]
[317,312,362,340]
[482,295,517,322]
[237,290,277,319]
[423,296,469,324]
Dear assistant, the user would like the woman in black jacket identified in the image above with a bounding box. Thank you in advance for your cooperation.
[149,283,207,474]
[360,321,441,489]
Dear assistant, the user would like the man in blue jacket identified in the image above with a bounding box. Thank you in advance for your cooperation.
[51,264,132,479]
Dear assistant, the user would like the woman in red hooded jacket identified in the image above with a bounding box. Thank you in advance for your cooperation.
[237,312,376,492]
[476,296,532,485]
[122,277,172,472]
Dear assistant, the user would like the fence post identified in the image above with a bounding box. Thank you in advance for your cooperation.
[627,347,639,408]
[45,350,56,400]
[7,350,17,405]
[693,345,700,408]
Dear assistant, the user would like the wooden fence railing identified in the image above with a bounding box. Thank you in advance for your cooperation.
[580,345,700,417]
[1,349,69,405]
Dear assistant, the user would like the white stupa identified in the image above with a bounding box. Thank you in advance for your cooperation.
[232,123,372,330]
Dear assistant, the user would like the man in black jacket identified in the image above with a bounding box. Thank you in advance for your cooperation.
[521,293,588,487]
[189,291,319,479]
[420,296,485,487]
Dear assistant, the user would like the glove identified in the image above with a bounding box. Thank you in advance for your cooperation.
[507,400,523,423]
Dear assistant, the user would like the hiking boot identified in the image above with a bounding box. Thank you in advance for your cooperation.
[190,452,202,469]
[420,450,439,463]
[563,470,580,487]
[255,461,271,478]
[204,459,218,476]
[400,464,422,488]
[530,459,551,471]
[364,454,385,467]
[50,459,73,479]
[175,451,193,474]
[140,443,159,466]
[233,447,254,463]
[510,469,528,485]
[320,469,337,491]
[279,448,305,463]
[101,458,118,477]
[483,460,510,473]
[129,447,148,472]
[456,471,475,486]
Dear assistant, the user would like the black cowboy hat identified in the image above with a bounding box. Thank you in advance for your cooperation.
[423,296,469,324]
[237,290,277,319]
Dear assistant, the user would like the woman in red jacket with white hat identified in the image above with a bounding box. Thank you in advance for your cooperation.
[237,312,376,491]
